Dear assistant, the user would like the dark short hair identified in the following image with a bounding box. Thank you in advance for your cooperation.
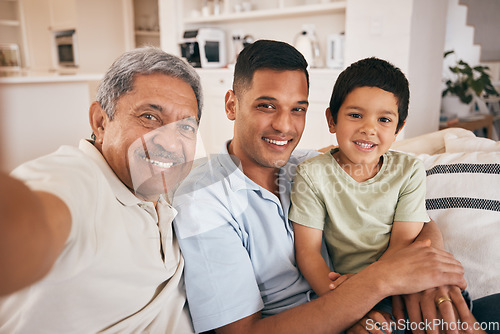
[329,57,409,133]
[232,39,309,97]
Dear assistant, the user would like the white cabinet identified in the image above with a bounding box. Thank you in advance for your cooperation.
[48,0,77,31]
[0,0,29,68]
[132,0,160,47]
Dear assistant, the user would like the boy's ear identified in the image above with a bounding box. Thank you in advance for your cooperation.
[325,108,336,134]
[225,90,237,121]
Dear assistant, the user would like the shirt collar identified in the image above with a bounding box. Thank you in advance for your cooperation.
[78,139,143,207]
[215,140,296,204]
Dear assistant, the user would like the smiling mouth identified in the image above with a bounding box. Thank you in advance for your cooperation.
[140,155,177,169]
[354,141,376,149]
[263,137,291,146]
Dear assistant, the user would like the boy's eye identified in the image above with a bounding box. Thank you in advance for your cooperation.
[379,117,392,123]
[348,113,362,119]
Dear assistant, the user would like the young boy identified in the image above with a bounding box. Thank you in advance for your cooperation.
[289,57,430,301]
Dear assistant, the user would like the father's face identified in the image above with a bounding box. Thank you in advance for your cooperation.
[226,69,308,169]
[96,73,199,200]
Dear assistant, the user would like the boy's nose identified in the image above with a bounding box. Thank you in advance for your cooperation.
[359,119,376,136]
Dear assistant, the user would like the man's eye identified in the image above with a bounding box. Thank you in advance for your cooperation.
[179,124,196,133]
[257,103,275,111]
[142,114,158,121]
[292,107,307,113]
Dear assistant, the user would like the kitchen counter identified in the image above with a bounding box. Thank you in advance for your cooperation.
[0,70,103,84]
[0,72,102,171]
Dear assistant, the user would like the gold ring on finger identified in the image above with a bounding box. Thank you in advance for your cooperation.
[435,295,452,306]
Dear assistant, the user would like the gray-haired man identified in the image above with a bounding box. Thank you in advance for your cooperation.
[0,47,200,333]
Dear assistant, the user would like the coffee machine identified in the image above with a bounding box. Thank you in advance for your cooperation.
[180,28,227,68]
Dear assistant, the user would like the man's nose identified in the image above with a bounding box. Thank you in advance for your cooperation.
[151,123,181,151]
[271,110,293,134]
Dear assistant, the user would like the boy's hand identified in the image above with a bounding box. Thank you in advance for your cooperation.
[346,309,394,334]
[328,272,354,290]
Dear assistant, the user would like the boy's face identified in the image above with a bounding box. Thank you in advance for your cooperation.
[326,86,403,168]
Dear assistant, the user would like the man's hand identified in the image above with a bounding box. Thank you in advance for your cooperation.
[393,286,482,334]
[371,240,466,296]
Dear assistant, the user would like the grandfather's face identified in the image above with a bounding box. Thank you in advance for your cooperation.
[96,73,199,201]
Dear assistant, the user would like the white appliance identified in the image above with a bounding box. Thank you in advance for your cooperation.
[326,33,345,69]
[180,28,227,68]
[294,24,322,68]
[54,29,78,68]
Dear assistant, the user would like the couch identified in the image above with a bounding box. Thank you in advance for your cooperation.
[391,128,500,300]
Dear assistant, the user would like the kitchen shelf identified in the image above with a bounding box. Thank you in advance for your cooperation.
[0,19,20,26]
[135,30,160,37]
[184,1,346,24]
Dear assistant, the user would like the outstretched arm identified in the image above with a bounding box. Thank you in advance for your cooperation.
[0,172,71,295]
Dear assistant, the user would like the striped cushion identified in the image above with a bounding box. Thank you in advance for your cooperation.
[420,152,500,300]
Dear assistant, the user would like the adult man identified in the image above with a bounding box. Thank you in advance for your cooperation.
[0,47,200,333]
[172,40,476,334]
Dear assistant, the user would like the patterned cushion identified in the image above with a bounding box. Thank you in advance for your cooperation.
[419,152,500,300]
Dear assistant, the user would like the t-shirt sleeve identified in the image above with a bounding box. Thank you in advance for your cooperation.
[173,190,264,333]
[393,158,430,223]
[288,164,327,230]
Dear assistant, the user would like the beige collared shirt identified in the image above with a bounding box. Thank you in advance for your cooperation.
[0,140,193,333]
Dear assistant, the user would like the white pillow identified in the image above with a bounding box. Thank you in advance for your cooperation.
[445,132,500,153]
[419,151,500,300]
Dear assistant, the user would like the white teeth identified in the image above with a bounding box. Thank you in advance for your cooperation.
[355,141,375,149]
[142,156,174,168]
[264,138,288,146]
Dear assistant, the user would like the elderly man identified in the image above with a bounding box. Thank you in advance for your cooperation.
[0,47,200,333]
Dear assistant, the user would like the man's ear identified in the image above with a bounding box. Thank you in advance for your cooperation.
[89,101,108,146]
[225,90,237,121]
[325,108,336,134]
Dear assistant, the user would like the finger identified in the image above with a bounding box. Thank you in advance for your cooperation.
[347,322,371,334]
[392,295,405,322]
[437,297,458,334]
[449,288,475,333]
[404,294,425,334]
[369,311,394,334]
[330,275,350,289]
[328,271,341,281]
[361,315,387,334]
[420,291,440,334]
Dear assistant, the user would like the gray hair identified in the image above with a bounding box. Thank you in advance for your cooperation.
[96,46,203,121]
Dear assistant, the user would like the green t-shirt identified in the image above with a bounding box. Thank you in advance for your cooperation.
[289,149,430,274]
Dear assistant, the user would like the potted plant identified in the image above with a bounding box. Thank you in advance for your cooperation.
[441,50,499,118]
